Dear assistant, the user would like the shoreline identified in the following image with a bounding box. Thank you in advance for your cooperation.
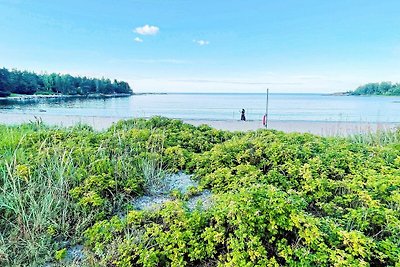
[0,92,174,102]
[0,93,133,102]
[0,112,398,136]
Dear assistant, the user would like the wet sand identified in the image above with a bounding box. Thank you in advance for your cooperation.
[0,112,398,136]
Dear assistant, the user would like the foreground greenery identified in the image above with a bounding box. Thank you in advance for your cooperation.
[0,117,399,266]
[350,82,400,96]
[0,67,132,97]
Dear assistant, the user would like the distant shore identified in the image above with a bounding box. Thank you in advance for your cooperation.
[329,92,351,96]
[0,112,397,136]
[0,93,133,102]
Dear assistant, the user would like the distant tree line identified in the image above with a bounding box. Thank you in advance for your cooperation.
[0,67,133,97]
[351,82,400,96]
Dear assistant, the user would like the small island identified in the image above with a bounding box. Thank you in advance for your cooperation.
[348,82,400,96]
[0,67,133,98]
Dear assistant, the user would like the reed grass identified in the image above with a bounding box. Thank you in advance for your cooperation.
[0,121,170,266]
[348,127,400,146]
[0,125,93,266]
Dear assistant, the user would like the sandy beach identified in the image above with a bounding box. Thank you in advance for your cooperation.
[0,112,397,136]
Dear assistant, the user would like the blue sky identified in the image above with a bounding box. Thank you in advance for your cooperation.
[1,0,400,93]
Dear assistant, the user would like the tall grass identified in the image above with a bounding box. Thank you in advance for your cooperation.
[140,157,166,195]
[0,136,90,266]
[348,128,400,146]
[139,129,167,195]
[0,121,171,265]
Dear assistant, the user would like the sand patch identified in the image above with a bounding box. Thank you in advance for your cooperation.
[133,172,212,211]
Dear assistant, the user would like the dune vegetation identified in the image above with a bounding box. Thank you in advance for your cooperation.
[0,117,399,266]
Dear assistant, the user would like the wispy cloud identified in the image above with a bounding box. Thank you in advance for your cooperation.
[392,44,400,56]
[291,74,326,80]
[134,24,159,35]
[134,37,143,43]
[107,58,189,64]
[194,39,210,46]
[135,59,188,64]
[172,79,300,85]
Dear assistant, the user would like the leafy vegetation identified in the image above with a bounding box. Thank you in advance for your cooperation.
[0,67,132,97]
[0,117,399,266]
[350,82,400,96]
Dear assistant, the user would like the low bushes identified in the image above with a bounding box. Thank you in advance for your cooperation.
[0,117,399,266]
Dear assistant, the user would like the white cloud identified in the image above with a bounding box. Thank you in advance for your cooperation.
[134,37,143,43]
[134,25,159,35]
[194,39,210,46]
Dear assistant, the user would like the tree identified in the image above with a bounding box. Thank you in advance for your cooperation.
[0,67,133,96]
[352,82,400,96]
[0,68,11,97]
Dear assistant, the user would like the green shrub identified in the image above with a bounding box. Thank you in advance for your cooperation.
[1,118,399,266]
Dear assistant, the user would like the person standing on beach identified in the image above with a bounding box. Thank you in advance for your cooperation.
[241,109,246,121]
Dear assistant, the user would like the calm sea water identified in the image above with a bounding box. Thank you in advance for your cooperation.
[1,93,400,122]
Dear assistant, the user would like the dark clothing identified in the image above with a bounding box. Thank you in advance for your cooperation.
[241,109,246,121]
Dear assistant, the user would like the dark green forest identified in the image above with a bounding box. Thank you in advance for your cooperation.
[351,82,400,96]
[0,67,133,97]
